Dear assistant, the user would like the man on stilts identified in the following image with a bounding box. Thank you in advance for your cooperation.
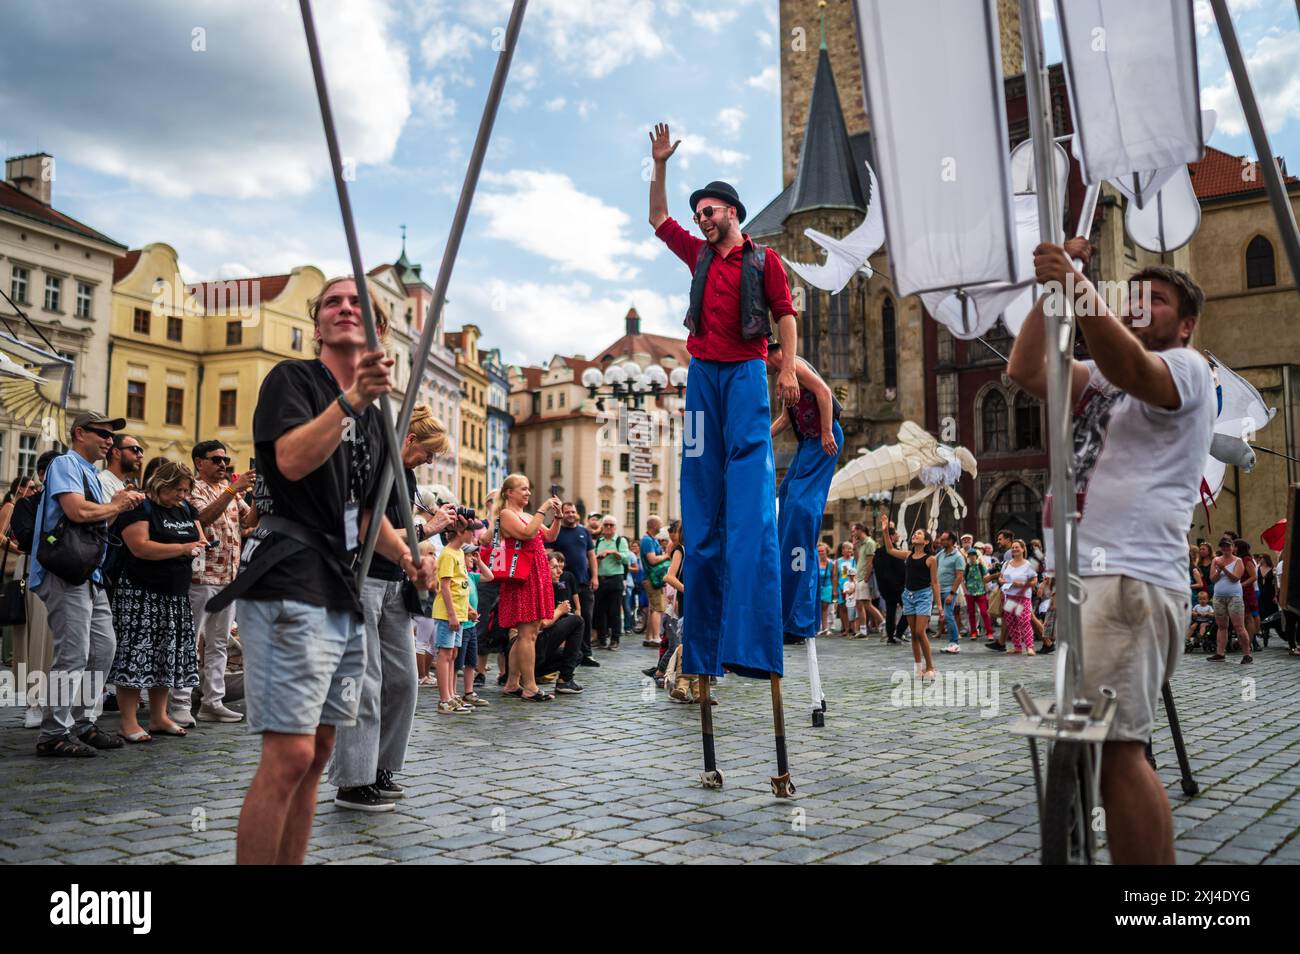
[648,123,801,797]
[766,338,843,727]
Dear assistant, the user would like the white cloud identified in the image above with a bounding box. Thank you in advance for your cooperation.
[692,10,739,31]
[0,0,411,199]
[419,21,484,72]
[1201,30,1300,137]
[756,30,774,49]
[476,170,661,281]
[412,76,456,126]
[671,123,749,171]
[576,100,596,119]
[747,65,780,94]
[717,107,746,138]
[545,96,567,111]
[457,279,688,366]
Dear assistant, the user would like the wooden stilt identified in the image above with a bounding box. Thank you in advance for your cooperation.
[699,676,723,789]
[769,674,795,797]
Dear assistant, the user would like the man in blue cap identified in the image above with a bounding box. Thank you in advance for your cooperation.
[647,122,799,684]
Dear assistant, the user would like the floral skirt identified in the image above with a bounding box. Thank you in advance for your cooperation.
[108,576,199,690]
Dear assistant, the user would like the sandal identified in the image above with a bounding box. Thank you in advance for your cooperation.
[521,690,553,702]
[121,730,153,744]
[80,726,124,749]
[36,736,96,757]
[504,687,524,697]
[147,724,188,737]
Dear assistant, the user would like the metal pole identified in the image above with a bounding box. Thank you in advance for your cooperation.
[299,0,422,561]
[355,0,530,582]
[1019,0,1083,724]
[1210,0,1300,291]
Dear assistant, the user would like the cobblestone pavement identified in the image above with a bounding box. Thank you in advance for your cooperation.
[2,632,1297,864]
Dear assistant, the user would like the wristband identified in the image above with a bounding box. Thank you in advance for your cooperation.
[225,485,239,498]
[336,393,361,419]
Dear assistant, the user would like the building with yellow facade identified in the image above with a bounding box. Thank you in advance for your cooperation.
[445,324,488,512]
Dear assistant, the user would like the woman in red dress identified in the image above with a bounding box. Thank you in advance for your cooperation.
[495,474,561,701]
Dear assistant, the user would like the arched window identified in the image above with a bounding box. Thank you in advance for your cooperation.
[801,287,822,369]
[990,481,1040,542]
[881,297,897,391]
[1014,392,1042,449]
[1246,235,1276,288]
[981,390,1009,453]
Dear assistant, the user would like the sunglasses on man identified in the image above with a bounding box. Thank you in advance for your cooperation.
[84,426,115,440]
[692,205,730,223]
[205,455,231,466]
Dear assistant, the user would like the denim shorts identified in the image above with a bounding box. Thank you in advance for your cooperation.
[236,598,364,735]
[901,587,933,617]
[434,618,463,650]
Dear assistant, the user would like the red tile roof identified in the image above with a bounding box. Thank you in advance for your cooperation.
[594,331,690,368]
[0,180,125,248]
[1190,145,1298,200]
[444,331,463,350]
[185,274,292,311]
[113,249,142,284]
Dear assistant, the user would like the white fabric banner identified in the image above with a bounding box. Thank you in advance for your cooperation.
[853,0,1017,297]
[1056,0,1203,186]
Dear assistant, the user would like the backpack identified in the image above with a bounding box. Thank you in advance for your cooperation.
[646,547,670,589]
[9,491,42,553]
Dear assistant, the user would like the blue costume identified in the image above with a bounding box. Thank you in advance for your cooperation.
[776,362,844,640]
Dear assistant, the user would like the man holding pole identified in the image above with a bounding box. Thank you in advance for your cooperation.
[210,279,437,864]
[1008,240,1214,864]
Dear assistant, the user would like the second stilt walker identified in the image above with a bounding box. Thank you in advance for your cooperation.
[766,340,843,726]
[648,123,801,796]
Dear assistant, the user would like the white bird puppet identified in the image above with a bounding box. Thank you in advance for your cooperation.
[1199,352,1276,524]
[0,332,75,439]
[785,163,886,294]
[828,421,978,535]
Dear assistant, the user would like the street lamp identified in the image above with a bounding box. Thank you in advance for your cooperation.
[582,360,687,535]
[864,490,893,528]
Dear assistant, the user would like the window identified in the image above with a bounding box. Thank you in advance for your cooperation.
[126,381,146,420]
[936,326,955,366]
[10,267,28,305]
[801,287,821,369]
[552,458,563,477]
[219,389,237,427]
[0,433,5,475]
[546,393,553,410]
[1246,235,1276,288]
[936,374,957,437]
[18,434,38,477]
[600,498,611,514]
[133,308,151,334]
[980,390,1009,452]
[1014,392,1042,449]
[882,298,897,391]
[649,500,659,516]
[167,315,183,341]
[602,459,612,477]
[165,387,184,426]
[75,282,92,318]
[226,321,242,346]
[517,433,526,450]
[558,392,566,408]
[291,327,303,351]
[828,290,849,377]
[44,275,61,311]
[991,481,1041,541]
[626,500,636,529]
[552,427,562,442]
[652,464,660,480]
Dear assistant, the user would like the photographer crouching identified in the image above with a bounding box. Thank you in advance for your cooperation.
[209,276,437,865]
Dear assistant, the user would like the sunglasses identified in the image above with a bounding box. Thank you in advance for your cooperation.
[692,205,729,223]
[206,455,231,465]
[121,446,144,456]
[84,426,115,440]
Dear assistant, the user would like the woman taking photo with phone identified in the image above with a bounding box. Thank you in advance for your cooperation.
[879,514,938,680]
[496,474,562,701]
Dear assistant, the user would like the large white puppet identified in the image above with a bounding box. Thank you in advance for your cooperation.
[1199,352,1277,525]
[828,421,978,535]
[785,163,887,294]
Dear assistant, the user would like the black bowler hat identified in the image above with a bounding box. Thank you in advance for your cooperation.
[689,180,746,223]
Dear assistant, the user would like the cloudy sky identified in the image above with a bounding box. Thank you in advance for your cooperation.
[1,0,1295,367]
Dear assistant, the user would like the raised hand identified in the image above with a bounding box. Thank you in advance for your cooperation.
[649,123,681,163]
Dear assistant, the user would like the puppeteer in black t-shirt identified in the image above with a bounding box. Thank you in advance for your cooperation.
[239,358,386,612]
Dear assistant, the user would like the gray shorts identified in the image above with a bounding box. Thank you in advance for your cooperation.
[1212,594,1245,619]
[236,598,365,735]
[1080,575,1186,742]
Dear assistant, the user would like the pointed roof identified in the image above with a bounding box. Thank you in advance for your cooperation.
[787,45,865,218]
[1190,145,1298,201]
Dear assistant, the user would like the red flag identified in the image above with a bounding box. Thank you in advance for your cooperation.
[1261,518,1287,553]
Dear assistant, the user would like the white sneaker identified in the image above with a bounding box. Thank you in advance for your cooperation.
[169,708,197,728]
[24,704,42,729]
[197,701,244,723]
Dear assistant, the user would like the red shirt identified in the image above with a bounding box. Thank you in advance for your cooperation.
[654,217,796,363]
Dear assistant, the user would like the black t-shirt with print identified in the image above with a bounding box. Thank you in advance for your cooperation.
[120,501,199,595]
[245,359,386,609]
[551,570,580,616]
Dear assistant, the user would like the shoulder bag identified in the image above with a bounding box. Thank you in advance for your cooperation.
[489,517,532,582]
[0,542,27,626]
[37,472,110,586]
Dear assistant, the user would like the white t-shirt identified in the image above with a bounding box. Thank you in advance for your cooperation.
[1045,348,1215,594]
[99,468,125,498]
[1191,603,1214,621]
[1001,560,1037,598]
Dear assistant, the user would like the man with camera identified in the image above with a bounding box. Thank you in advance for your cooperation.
[32,412,145,757]
[173,439,257,726]
[213,277,437,865]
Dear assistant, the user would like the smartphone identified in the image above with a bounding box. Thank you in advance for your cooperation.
[249,457,256,470]
[549,484,560,499]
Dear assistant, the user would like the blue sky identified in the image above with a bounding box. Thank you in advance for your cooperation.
[1,0,1295,368]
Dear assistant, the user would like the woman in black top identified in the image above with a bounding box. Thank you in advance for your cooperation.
[108,460,206,742]
[879,513,939,681]
[1196,542,1214,598]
